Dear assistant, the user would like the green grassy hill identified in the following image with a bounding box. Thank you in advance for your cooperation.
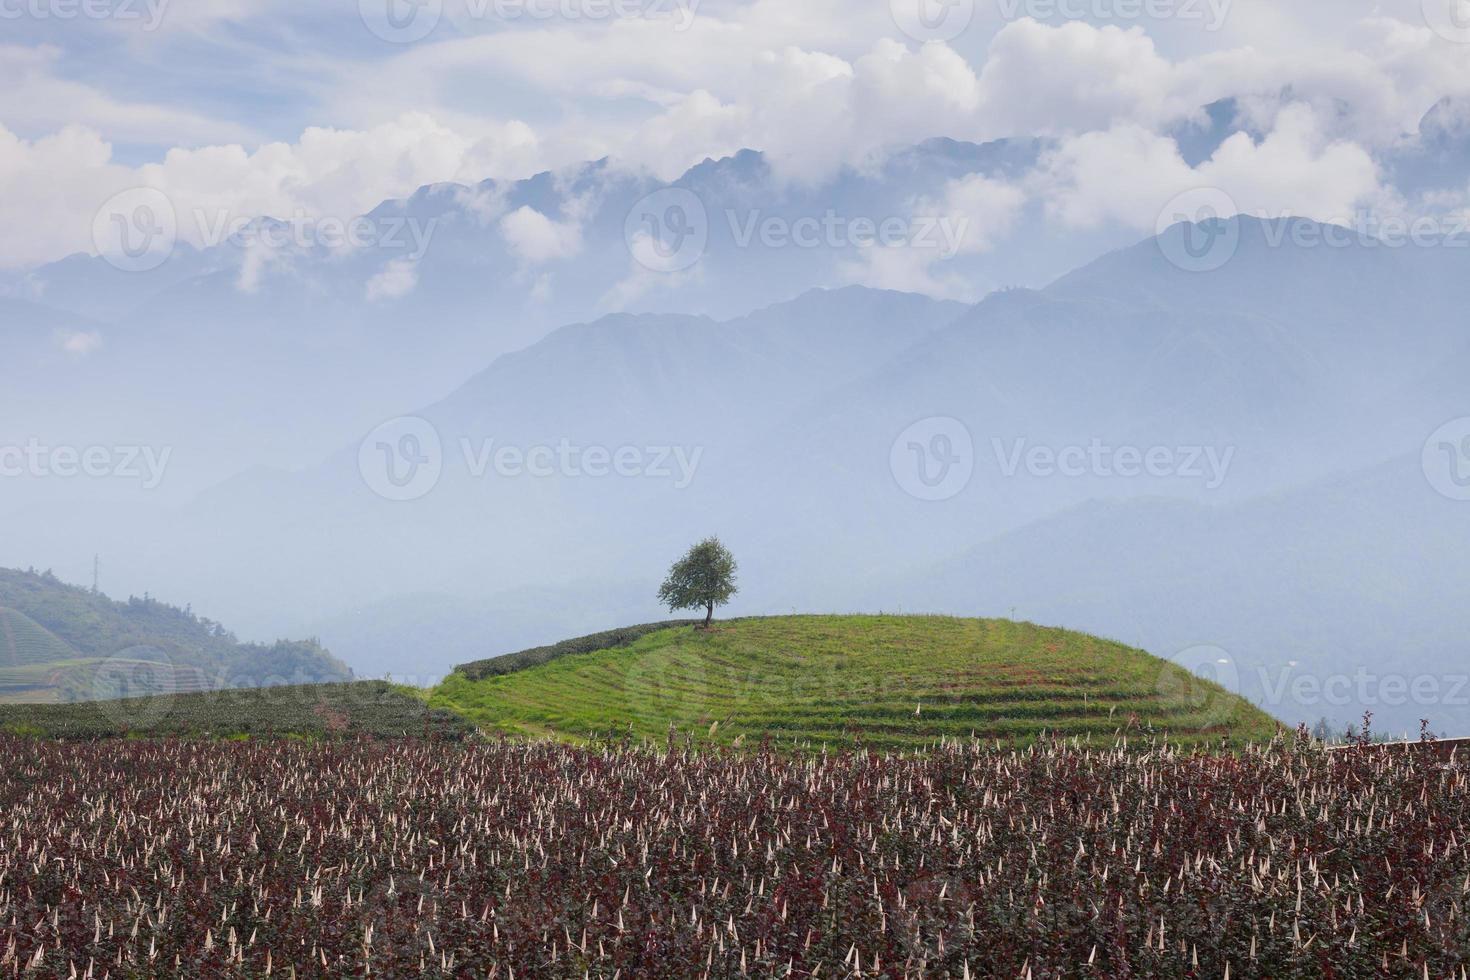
[433,615,1279,749]
[0,567,353,703]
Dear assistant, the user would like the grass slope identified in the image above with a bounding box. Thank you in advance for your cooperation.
[432,615,1278,749]
[0,681,473,740]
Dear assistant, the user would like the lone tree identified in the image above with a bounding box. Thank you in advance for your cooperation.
[658,537,738,629]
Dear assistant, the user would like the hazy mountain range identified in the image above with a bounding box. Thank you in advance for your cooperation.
[6,94,1469,500]
[5,111,1470,735]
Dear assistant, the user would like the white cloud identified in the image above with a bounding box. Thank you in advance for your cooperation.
[453,183,512,226]
[839,172,1027,301]
[0,114,542,269]
[1034,125,1199,231]
[0,124,131,268]
[839,245,978,301]
[5,6,1470,270]
[529,272,553,303]
[57,329,103,356]
[614,38,986,183]
[974,22,1191,136]
[135,0,285,33]
[1203,104,1386,220]
[236,239,279,294]
[602,250,703,311]
[319,11,1466,194]
[140,113,518,231]
[622,90,752,181]
[937,173,1029,254]
[365,258,419,302]
[498,206,584,263]
[1037,102,1386,232]
[0,45,251,145]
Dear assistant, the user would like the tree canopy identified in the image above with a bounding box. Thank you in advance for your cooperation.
[657,538,738,628]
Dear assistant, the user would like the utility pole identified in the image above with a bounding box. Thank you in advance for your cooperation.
[92,555,100,595]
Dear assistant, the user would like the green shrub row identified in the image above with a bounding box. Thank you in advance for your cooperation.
[0,681,474,740]
[456,621,703,681]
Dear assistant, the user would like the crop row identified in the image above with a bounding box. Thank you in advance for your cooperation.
[1,734,1467,977]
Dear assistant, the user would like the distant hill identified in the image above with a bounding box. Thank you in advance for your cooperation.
[0,567,352,703]
[431,615,1279,750]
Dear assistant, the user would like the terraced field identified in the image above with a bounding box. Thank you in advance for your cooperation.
[432,615,1278,749]
[0,607,77,667]
[0,603,205,703]
[0,609,102,701]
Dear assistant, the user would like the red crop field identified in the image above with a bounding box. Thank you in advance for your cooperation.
[1,735,1467,978]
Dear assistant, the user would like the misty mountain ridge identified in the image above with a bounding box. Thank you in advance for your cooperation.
[0,137,1060,505]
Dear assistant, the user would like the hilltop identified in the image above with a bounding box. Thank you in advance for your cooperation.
[432,616,1278,750]
[0,567,352,703]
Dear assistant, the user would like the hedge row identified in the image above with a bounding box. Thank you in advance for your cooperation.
[455,621,703,681]
[0,681,475,740]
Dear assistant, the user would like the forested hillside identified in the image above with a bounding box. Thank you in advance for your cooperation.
[0,568,352,703]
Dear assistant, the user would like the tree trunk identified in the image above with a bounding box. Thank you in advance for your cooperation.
[704,603,713,628]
